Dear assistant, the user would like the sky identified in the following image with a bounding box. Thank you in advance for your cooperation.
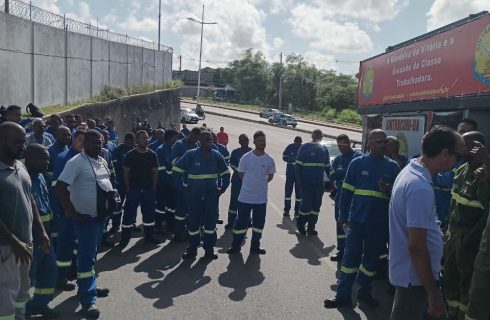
[29,0,489,75]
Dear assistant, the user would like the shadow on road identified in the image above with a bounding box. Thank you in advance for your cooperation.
[275,216,299,235]
[135,258,212,309]
[289,234,335,266]
[133,241,187,279]
[218,253,265,301]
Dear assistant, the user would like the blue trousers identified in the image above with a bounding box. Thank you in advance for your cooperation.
[227,181,241,226]
[336,222,388,299]
[296,184,324,230]
[121,189,155,241]
[231,202,266,249]
[187,189,218,253]
[434,189,451,224]
[284,174,301,215]
[173,192,188,237]
[28,240,57,309]
[73,217,105,308]
[56,215,77,281]
[334,193,346,252]
[155,182,176,231]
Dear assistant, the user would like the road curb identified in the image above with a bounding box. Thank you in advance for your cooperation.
[182,99,362,133]
[205,109,362,143]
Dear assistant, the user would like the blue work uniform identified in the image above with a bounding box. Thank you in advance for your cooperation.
[27,173,57,314]
[53,147,80,283]
[100,148,116,238]
[282,143,302,216]
[433,160,464,226]
[173,148,230,254]
[149,140,164,152]
[110,144,133,230]
[46,142,67,243]
[155,142,177,231]
[171,139,198,237]
[107,128,118,144]
[212,143,230,221]
[295,142,330,232]
[336,153,400,300]
[330,149,363,253]
[227,146,252,226]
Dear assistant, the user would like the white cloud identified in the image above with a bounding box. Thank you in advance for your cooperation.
[290,4,373,53]
[303,51,337,71]
[118,15,158,32]
[31,0,61,14]
[320,0,407,23]
[272,37,284,49]
[427,0,488,31]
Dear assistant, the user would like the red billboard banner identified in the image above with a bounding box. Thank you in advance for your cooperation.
[358,14,490,107]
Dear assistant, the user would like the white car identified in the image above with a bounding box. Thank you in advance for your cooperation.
[259,108,282,118]
[180,108,199,124]
[321,140,363,183]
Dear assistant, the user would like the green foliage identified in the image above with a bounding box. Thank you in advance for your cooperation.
[96,85,128,101]
[336,109,362,124]
[322,106,337,120]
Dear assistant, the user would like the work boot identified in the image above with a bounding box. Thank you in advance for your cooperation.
[330,251,344,262]
[56,279,75,291]
[132,224,141,233]
[108,226,120,234]
[118,239,129,248]
[81,304,100,319]
[226,246,241,254]
[101,234,115,248]
[224,224,233,230]
[324,297,352,309]
[217,218,224,225]
[283,210,290,217]
[96,287,110,298]
[297,225,306,235]
[203,251,219,260]
[357,293,379,307]
[250,247,266,255]
[145,236,162,245]
[307,229,318,236]
[26,304,60,319]
[172,234,187,243]
[182,249,197,260]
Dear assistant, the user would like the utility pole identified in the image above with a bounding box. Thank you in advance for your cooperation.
[5,0,9,13]
[179,55,182,72]
[279,52,283,110]
[158,0,161,51]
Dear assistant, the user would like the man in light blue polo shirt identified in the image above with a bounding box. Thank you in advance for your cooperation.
[389,126,465,320]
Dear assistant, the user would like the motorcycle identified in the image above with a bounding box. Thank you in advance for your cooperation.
[195,104,206,120]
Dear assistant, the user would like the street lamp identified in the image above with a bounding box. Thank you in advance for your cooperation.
[187,5,217,107]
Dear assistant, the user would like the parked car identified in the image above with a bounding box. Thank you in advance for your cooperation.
[268,113,298,128]
[259,108,282,118]
[180,107,199,124]
[321,139,364,183]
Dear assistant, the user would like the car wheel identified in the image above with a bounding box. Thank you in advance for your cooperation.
[292,124,297,128]
[260,113,264,118]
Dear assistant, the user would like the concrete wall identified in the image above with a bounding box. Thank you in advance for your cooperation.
[0,12,173,108]
[59,88,181,135]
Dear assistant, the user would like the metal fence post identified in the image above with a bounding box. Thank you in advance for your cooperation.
[153,45,156,88]
[64,14,68,105]
[90,28,93,98]
[126,34,129,88]
[5,0,9,13]
[108,38,111,85]
[30,1,35,103]
[141,40,144,86]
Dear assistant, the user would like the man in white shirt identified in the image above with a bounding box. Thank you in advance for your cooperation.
[227,131,276,255]
[56,130,113,319]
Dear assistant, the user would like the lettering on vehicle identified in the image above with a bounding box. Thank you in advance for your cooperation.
[362,171,369,176]
[194,162,200,166]
[385,118,420,132]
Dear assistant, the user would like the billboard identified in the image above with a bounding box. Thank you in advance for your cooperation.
[359,14,490,107]
[382,116,426,158]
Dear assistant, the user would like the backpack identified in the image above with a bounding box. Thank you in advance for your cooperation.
[26,103,44,118]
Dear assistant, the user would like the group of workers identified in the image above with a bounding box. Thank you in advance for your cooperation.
[1,101,490,320]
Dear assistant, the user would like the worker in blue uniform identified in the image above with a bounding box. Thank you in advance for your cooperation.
[155,129,179,233]
[46,126,71,246]
[295,129,330,235]
[282,136,302,218]
[108,133,135,233]
[173,131,230,260]
[25,145,59,319]
[329,134,362,262]
[171,127,201,241]
[149,128,165,152]
[225,134,252,229]
[53,130,85,291]
[433,161,464,226]
[211,131,230,224]
[324,129,400,308]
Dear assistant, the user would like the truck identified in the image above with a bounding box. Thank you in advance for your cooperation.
[357,11,490,157]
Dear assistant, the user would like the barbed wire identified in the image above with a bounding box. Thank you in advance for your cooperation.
[2,0,173,53]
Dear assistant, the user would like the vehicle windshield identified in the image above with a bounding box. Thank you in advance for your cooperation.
[181,108,192,114]
[322,142,341,158]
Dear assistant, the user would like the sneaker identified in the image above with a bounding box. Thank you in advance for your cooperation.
[96,287,110,298]
[323,297,352,309]
[81,304,100,319]
[226,246,241,254]
[182,250,197,260]
[56,279,76,291]
[27,305,59,319]
[297,225,306,235]
[217,219,224,225]
[250,247,266,255]
[329,251,344,262]
[307,229,318,236]
[357,293,380,307]
[203,251,219,260]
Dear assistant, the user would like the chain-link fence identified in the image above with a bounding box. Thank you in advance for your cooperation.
[1,0,173,52]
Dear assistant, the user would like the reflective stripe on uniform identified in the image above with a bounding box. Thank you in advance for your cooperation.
[143,222,155,227]
[353,189,388,200]
[158,166,166,171]
[51,180,57,187]
[337,234,347,239]
[252,228,263,233]
[175,215,186,221]
[166,170,173,175]
[113,210,122,216]
[298,211,309,216]
[56,260,72,267]
[302,163,326,167]
[447,299,460,309]
[0,314,15,320]
[122,224,133,229]
[228,209,237,214]
[295,160,304,166]
[233,228,248,235]
[310,211,319,216]
[459,303,467,312]
[188,229,200,236]
[14,300,27,309]
[34,288,55,295]
[203,229,216,234]
[451,192,485,209]
[167,208,176,213]
[359,264,375,277]
[340,266,358,274]
[295,198,302,202]
[342,182,355,192]
[189,174,218,179]
[379,254,388,260]
[155,209,165,214]
[172,166,185,173]
[40,213,53,222]
[284,197,291,201]
[230,165,238,171]
[73,249,78,255]
[434,186,452,192]
[51,232,58,238]
[220,170,230,177]
[465,315,477,320]
[77,269,95,279]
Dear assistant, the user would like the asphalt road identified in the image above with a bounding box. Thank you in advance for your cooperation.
[181,101,363,143]
[50,113,393,320]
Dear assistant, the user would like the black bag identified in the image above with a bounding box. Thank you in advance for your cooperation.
[86,155,121,218]
[26,103,44,118]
